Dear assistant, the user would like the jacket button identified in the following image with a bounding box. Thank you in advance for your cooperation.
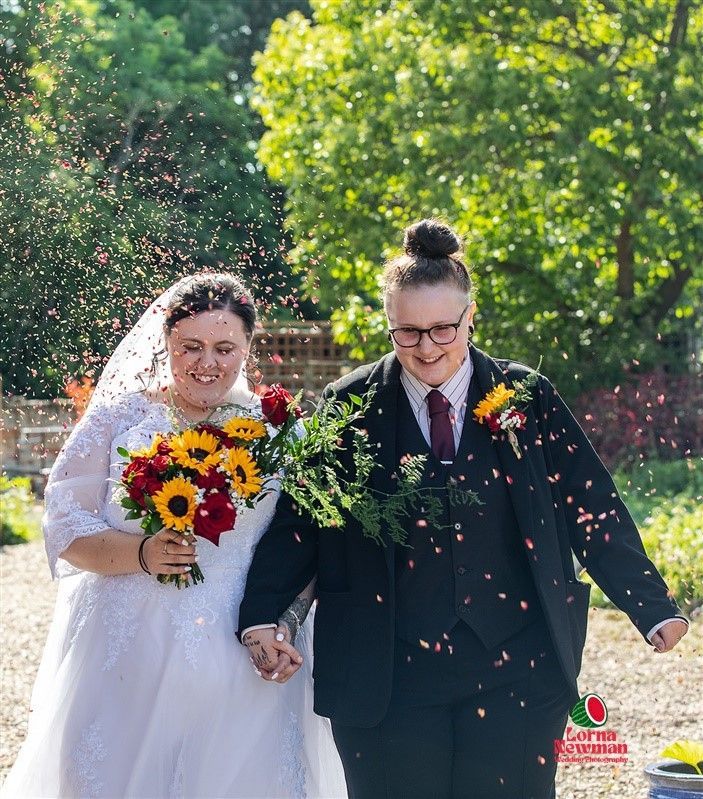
[454,522,462,531]
[457,566,467,576]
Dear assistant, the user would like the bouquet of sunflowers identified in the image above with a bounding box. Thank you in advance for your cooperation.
[115,383,480,588]
[115,385,306,587]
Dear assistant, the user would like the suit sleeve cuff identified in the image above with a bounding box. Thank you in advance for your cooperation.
[646,616,689,643]
[240,623,277,640]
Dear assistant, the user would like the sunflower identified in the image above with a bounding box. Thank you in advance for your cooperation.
[169,429,222,476]
[130,433,166,459]
[223,447,264,498]
[473,383,516,423]
[153,477,197,532]
[222,416,267,441]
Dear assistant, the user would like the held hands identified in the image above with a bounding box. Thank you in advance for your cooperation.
[651,619,689,653]
[141,530,197,576]
[243,626,303,684]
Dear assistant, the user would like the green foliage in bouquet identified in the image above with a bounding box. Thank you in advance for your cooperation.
[280,389,482,545]
[113,382,481,593]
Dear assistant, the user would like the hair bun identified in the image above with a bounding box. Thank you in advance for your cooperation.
[403,218,461,259]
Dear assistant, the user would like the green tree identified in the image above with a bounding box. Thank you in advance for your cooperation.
[0,0,282,398]
[129,0,310,92]
[253,0,703,396]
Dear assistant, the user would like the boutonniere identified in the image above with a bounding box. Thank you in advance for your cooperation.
[473,361,542,459]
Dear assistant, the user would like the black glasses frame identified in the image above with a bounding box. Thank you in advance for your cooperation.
[388,304,471,348]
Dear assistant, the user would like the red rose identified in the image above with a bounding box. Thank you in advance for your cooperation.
[122,457,148,482]
[132,472,149,492]
[151,455,170,473]
[195,424,235,448]
[127,485,147,507]
[260,384,302,426]
[485,413,502,433]
[144,477,164,495]
[196,423,229,442]
[195,467,228,491]
[156,440,172,456]
[193,491,236,546]
[127,471,162,505]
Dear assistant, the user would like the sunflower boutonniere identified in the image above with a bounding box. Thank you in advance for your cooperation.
[473,359,542,459]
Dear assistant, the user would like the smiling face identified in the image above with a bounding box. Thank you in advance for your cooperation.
[165,309,251,410]
[385,283,476,387]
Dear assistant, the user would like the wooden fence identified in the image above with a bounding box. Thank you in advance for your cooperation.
[1,321,352,495]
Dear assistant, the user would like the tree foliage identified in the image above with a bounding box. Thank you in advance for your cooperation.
[253,0,703,396]
[129,0,309,93]
[0,0,304,398]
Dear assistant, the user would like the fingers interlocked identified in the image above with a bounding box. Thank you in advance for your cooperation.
[267,625,304,683]
[243,627,304,685]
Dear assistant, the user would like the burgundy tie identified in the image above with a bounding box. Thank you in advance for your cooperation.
[427,389,455,463]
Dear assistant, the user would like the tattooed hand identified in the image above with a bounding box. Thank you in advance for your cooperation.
[242,628,302,683]
[243,630,277,672]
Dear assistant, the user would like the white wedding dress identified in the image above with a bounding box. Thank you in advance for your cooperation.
[1,391,347,799]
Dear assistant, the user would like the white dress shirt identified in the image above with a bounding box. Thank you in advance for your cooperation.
[399,349,473,457]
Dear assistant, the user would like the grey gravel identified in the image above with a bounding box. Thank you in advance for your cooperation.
[1,540,701,797]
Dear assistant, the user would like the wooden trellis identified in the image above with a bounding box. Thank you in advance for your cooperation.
[253,320,352,396]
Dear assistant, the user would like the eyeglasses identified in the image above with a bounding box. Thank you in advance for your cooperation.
[388,305,470,348]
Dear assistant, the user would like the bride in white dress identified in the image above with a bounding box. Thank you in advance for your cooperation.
[1,273,347,799]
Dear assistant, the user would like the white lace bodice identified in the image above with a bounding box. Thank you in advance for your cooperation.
[44,391,279,580]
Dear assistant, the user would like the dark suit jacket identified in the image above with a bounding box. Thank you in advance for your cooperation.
[239,346,681,727]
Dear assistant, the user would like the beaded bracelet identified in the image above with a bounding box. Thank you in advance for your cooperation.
[138,536,151,575]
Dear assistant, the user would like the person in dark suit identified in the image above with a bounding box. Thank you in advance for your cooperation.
[239,219,688,798]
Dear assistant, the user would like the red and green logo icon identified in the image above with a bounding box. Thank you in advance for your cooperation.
[569,694,608,728]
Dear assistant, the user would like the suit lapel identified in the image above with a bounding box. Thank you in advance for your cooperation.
[469,346,536,554]
[360,353,402,496]
[469,348,579,653]
[453,356,484,467]
[359,353,403,576]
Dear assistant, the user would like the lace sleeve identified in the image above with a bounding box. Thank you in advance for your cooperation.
[43,395,136,578]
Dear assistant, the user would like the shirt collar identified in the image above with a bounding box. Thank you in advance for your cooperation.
[400,348,473,414]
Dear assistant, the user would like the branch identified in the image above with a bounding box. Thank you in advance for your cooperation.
[616,1,692,298]
[616,217,634,299]
[649,0,690,127]
[668,0,690,47]
[637,260,695,330]
[532,37,607,67]
[109,102,145,188]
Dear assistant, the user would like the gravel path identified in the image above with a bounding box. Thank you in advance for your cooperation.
[1,539,701,797]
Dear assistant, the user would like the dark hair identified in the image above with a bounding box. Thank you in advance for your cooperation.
[382,218,473,298]
[163,272,256,338]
